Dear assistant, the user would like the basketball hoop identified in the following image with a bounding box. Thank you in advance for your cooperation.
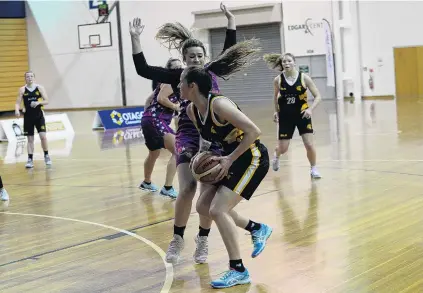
[91,44,98,48]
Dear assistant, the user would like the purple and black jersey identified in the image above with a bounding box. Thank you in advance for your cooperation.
[132,29,237,165]
[143,83,179,124]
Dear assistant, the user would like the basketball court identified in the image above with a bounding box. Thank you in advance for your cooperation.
[1,97,423,293]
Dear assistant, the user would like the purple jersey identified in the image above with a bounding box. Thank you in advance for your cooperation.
[142,84,179,124]
[131,28,236,165]
[176,72,220,136]
[175,72,221,165]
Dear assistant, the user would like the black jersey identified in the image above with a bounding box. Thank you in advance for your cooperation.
[193,94,257,156]
[278,71,309,114]
[23,86,44,117]
[132,29,237,97]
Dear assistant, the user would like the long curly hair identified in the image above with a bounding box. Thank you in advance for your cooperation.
[183,38,262,97]
[155,22,207,58]
[206,38,261,80]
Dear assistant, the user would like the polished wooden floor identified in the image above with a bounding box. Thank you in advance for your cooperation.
[1,98,423,293]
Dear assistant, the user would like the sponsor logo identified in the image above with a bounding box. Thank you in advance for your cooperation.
[287,18,323,36]
[97,107,145,130]
[46,121,65,132]
[112,128,144,145]
[101,127,145,149]
[110,110,143,126]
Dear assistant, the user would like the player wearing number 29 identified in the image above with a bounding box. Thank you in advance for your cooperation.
[263,53,322,178]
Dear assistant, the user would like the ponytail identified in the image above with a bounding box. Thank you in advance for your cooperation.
[206,38,261,80]
[263,53,282,70]
[155,22,206,57]
[183,38,261,97]
[263,52,296,71]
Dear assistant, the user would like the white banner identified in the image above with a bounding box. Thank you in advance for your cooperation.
[0,113,75,143]
[323,19,335,87]
[283,1,333,56]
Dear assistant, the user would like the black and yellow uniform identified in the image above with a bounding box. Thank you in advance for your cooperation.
[193,94,269,200]
[22,86,46,136]
[277,71,313,139]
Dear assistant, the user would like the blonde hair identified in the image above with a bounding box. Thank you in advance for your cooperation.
[263,53,296,71]
[155,22,207,58]
[183,38,262,97]
[206,38,262,80]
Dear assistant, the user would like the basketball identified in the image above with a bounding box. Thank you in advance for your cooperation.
[190,152,222,183]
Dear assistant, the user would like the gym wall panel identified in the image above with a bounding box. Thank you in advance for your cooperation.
[26,0,121,109]
[0,18,28,112]
[210,23,282,102]
[359,1,423,97]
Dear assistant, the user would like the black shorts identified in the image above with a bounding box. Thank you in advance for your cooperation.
[216,141,269,200]
[141,117,175,151]
[278,112,313,140]
[23,114,46,136]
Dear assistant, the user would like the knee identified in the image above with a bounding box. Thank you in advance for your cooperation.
[179,179,197,200]
[147,150,160,160]
[39,132,47,140]
[304,142,314,152]
[279,147,289,154]
[196,199,209,217]
[278,144,289,154]
[209,205,225,220]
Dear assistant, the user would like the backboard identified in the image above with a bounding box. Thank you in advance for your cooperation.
[78,22,112,49]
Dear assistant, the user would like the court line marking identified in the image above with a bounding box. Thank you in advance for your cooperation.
[6,161,423,189]
[47,157,423,163]
[0,189,280,268]
[280,164,423,177]
[0,216,176,268]
[0,212,173,293]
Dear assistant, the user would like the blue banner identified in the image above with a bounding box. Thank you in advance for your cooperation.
[89,0,107,9]
[0,1,26,18]
[97,107,144,130]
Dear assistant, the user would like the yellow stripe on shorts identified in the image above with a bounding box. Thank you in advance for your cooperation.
[234,144,261,195]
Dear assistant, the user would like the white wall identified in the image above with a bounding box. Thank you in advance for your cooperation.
[25,0,334,109]
[282,1,332,56]
[27,1,267,109]
[26,0,121,109]
[120,1,210,107]
[358,1,423,97]
[120,1,279,106]
[27,1,423,108]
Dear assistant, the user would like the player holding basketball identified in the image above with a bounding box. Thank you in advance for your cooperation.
[130,3,239,264]
[0,176,9,201]
[182,39,272,289]
[15,71,52,169]
[139,58,182,199]
[263,53,322,178]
